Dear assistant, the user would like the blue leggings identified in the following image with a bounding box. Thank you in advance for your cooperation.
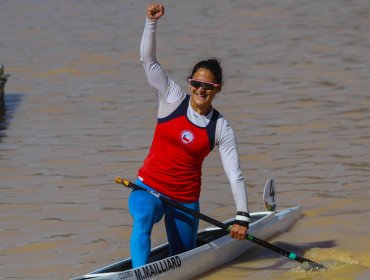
[128,179,199,268]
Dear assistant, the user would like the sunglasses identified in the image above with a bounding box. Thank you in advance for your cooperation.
[189,79,220,90]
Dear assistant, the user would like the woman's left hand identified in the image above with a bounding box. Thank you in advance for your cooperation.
[229,224,248,240]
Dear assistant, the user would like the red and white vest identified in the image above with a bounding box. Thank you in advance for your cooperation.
[138,95,219,202]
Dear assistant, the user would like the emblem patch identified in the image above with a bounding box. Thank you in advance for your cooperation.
[179,130,194,144]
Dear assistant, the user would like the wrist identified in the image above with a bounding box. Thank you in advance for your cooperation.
[146,17,158,22]
[235,211,250,228]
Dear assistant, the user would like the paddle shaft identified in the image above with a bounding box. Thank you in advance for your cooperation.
[116,177,326,270]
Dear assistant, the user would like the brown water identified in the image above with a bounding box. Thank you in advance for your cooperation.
[1,0,369,279]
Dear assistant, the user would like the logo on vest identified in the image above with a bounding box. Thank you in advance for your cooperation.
[179,130,194,144]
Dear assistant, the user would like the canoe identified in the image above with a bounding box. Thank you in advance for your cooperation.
[72,205,301,280]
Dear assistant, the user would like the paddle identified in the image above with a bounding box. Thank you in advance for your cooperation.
[115,177,326,270]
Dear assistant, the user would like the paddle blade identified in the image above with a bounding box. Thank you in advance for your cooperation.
[263,178,277,211]
[302,261,327,271]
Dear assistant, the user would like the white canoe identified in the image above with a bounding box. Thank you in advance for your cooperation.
[72,206,301,280]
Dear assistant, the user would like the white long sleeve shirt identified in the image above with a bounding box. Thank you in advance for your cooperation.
[140,18,249,213]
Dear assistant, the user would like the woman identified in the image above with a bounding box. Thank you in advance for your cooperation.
[128,3,250,268]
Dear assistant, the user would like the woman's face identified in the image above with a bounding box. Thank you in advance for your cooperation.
[189,68,221,115]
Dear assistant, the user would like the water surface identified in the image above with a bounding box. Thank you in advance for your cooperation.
[0,0,369,279]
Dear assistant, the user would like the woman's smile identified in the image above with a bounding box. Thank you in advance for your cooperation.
[194,90,209,100]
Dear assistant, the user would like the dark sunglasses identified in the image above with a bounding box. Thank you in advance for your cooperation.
[189,79,220,90]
